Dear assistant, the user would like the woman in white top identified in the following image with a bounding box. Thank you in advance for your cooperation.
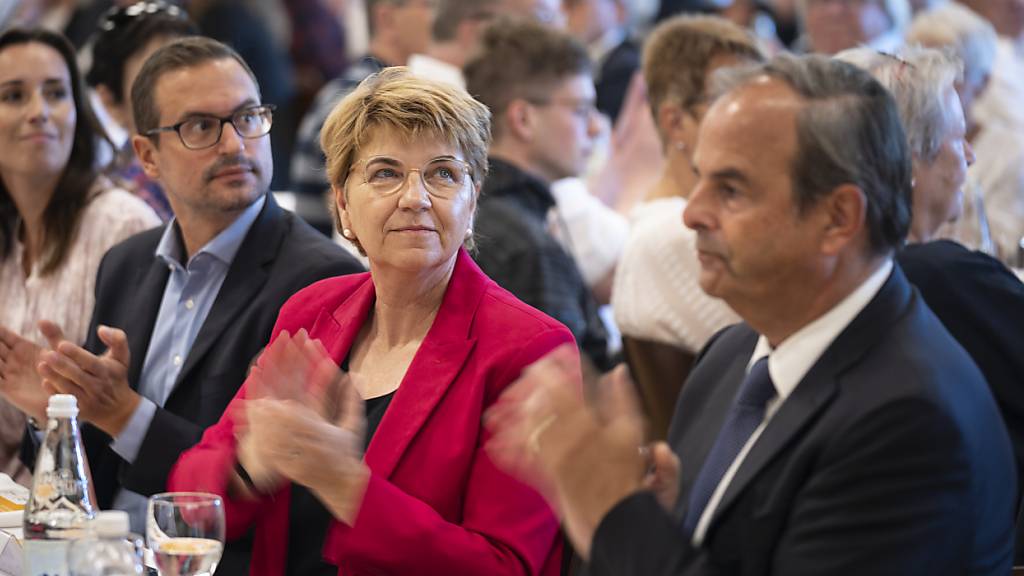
[0,28,160,485]
[612,16,761,353]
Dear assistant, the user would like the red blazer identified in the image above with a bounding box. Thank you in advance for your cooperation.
[168,250,574,575]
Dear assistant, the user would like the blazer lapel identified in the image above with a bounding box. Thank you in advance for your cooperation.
[708,265,914,528]
[172,197,284,391]
[125,247,171,389]
[365,251,484,479]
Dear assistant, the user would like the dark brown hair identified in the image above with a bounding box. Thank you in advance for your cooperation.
[0,28,106,275]
[131,36,259,139]
[463,19,591,140]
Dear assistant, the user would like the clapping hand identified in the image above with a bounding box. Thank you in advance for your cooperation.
[36,322,141,437]
[0,324,50,422]
[235,329,369,524]
[485,347,651,560]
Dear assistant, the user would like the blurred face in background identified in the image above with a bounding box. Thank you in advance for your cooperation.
[525,73,602,182]
[563,0,624,44]
[388,0,437,58]
[497,0,566,28]
[804,0,892,54]
[0,41,76,183]
[913,85,975,235]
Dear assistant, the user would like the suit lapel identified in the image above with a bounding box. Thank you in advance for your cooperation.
[172,196,285,392]
[706,265,914,529]
[364,251,484,479]
[125,243,172,389]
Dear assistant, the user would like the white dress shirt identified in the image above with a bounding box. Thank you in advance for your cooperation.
[692,259,894,545]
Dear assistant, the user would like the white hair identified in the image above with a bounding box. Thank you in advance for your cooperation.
[835,45,962,162]
[906,2,997,89]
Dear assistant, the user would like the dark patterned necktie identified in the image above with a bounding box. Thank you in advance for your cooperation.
[682,356,776,538]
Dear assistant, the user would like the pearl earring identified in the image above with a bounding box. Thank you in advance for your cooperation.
[465,228,474,239]
[342,228,353,239]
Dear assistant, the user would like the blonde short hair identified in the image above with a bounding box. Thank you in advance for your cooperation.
[643,15,763,116]
[320,67,491,251]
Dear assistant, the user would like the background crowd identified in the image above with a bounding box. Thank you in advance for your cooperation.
[1,0,1024,574]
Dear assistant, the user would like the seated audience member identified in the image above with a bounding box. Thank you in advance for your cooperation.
[3,37,361,573]
[908,3,1024,265]
[463,20,615,371]
[169,67,571,576]
[795,0,909,53]
[613,15,762,354]
[563,0,640,124]
[485,54,1016,575]
[85,0,198,220]
[838,44,1024,560]
[408,0,565,89]
[959,0,1024,130]
[290,0,437,200]
[0,28,160,486]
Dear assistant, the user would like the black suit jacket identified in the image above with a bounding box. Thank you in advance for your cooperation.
[75,195,362,507]
[589,265,1016,575]
[595,38,640,125]
[898,239,1024,559]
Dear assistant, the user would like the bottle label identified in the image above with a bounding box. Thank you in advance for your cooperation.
[23,539,69,576]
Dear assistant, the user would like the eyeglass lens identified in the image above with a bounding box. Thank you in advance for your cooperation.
[361,157,470,198]
[179,107,273,149]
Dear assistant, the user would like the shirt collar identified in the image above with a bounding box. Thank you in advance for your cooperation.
[155,194,266,268]
[747,258,894,402]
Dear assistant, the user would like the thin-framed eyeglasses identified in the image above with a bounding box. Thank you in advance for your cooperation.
[143,105,275,150]
[349,156,473,199]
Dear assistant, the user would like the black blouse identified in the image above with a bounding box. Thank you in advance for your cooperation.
[285,389,396,576]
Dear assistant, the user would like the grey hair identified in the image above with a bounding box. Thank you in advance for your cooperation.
[906,2,997,91]
[710,53,912,254]
[835,45,962,163]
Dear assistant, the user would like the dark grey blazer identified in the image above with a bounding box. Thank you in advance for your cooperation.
[589,265,1016,575]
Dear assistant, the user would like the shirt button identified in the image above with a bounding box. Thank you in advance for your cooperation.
[185,299,195,310]
[173,355,182,366]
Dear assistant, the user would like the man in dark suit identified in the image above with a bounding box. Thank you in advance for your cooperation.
[17,37,361,573]
[485,53,1017,575]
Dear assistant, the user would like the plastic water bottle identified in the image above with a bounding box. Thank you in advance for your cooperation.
[68,511,144,576]
[23,395,97,576]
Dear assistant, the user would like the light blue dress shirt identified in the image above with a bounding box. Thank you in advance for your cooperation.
[111,195,265,531]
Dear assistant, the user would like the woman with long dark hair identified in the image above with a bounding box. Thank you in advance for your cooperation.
[0,28,160,485]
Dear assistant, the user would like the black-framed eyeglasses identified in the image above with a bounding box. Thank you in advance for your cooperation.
[143,105,276,150]
[99,1,187,32]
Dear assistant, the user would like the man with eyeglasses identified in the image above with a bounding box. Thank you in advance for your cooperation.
[464,20,615,373]
[24,36,362,575]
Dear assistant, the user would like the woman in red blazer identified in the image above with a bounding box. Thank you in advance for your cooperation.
[168,68,575,575]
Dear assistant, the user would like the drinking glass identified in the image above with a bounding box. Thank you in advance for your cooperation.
[146,493,225,576]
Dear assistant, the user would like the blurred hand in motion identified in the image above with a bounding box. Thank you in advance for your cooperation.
[485,346,649,559]
[642,441,681,512]
[36,322,140,437]
[235,329,369,523]
[0,324,50,422]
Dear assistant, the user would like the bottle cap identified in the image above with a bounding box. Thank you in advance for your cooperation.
[90,510,130,537]
[46,394,79,419]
